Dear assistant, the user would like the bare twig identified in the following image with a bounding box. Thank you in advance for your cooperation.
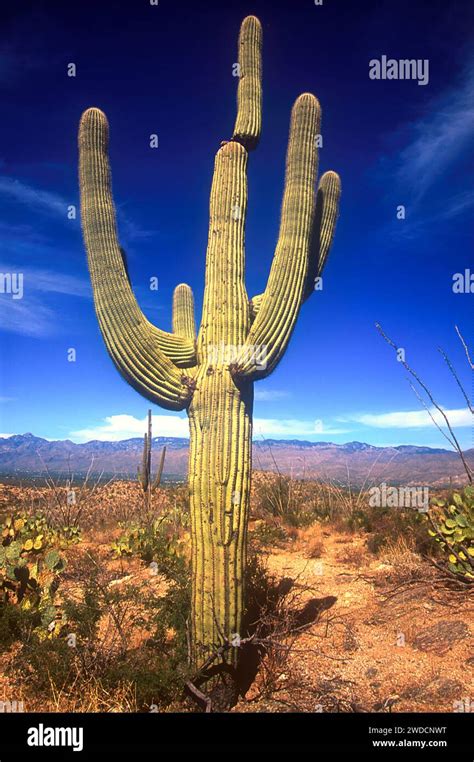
[375,323,472,483]
[455,325,474,369]
[438,347,473,413]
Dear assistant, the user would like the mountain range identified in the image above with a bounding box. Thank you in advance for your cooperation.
[0,433,473,487]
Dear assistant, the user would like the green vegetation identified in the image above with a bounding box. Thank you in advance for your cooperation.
[428,486,474,581]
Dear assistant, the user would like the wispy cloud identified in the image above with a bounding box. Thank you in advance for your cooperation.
[18,268,90,298]
[0,175,70,216]
[0,174,156,245]
[254,418,350,437]
[341,407,472,429]
[396,66,474,200]
[116,205,158,244]
[254,389,291,402]
[0,299,57,338]
[0,265,90,337]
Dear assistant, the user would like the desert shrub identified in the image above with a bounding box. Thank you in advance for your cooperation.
[105,575,190,708]
[341,504,433,557]
[14,541,192,711]
[251,519,289,547]
[302,528,324,559]
[428,486,474,581]
[338,544,366,567]
[379,536,425,582]
[252,473,321,527]
[111,516,189,577]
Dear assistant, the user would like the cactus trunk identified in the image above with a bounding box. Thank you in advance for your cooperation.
[188,370,253,663]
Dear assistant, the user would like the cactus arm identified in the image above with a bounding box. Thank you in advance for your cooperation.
[147,409,152,479]
[79,107,195,368]
[140,433,149,492]
[172,283,196,342]
[249,170,341,319]
[79,107,194,409]
[197,141,250,354]
[303,169,341,299]
[152,331,195,368]
[152,445,166,491]
[232,94,321,380]
[231,15,262,151]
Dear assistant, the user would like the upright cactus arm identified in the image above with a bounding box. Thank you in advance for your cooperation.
[250,169,341,318]
[231,15,262,151]
[303,169,341,299]
[172,283,196,342]
[197,140,250,353]
[79,107,195,410]
[233,94,322,380]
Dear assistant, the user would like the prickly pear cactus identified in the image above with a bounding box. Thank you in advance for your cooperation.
[429,487,474,581]
[0,513,66,635]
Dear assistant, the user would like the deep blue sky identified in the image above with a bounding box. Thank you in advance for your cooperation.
[0,0,472,448]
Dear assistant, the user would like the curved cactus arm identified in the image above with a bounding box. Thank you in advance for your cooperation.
[232,93,321,380]
[79,107,194,410]
[250,169,341,318]
[79,108,196,368]
[231,15,262,151]
[172,283,196,342]
[304,169,341,298]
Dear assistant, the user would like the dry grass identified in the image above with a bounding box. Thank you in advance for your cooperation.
[48,674,139,713]
[296,525,325,558]
[378,536,426,584]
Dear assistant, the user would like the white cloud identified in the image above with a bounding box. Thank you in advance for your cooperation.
[342,407,472,429]
[70,413,350,443]
[71,414,190,442]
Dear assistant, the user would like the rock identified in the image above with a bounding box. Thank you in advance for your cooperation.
[411,620,470,655]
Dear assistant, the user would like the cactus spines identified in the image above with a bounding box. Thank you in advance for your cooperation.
[172,283,196,342]
[232,15,262,150]
[79,16,341,671]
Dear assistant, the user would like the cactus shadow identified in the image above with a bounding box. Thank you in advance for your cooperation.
[185,565,337,711]
[236,563,337,698]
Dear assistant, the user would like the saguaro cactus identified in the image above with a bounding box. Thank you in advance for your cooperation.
[137,409,166,499]
[79,16,341,668]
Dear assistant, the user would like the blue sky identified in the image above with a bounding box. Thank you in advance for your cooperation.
[0,0,472,449]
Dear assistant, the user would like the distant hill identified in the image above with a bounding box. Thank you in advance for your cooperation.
[0,433,472,487]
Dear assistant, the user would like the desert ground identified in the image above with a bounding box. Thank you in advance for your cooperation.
[0,474,472,713]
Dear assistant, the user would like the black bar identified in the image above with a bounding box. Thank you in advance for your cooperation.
[0,711,471,756]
